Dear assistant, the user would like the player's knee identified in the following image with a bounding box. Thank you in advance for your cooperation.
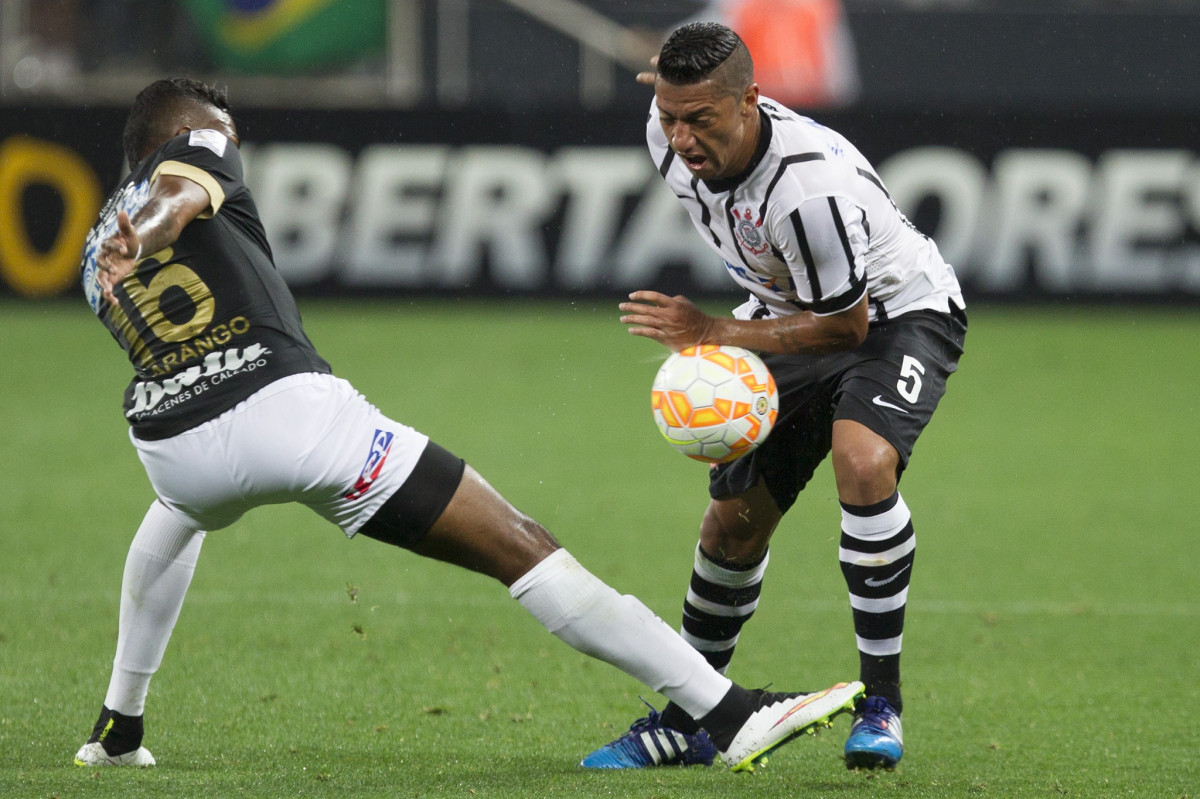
[512,513,560,556]
[486,512,560,581]
[699,507,772,564]
[834,442,898,500]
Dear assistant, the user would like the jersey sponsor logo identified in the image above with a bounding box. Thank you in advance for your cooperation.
[345,429,394,500]
[82,179,152,313]
[724,260,793,295]
[732,206,770,255]
[802,117,846,158]
[188,129,228,158]
[146,316,252,376]
[126,342,271,418]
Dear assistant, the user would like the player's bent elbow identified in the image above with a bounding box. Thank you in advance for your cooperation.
[823,318,867,352]
[823,297,869,351]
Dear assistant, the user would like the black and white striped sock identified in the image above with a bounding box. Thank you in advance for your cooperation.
[839,492,913,712]
[680,543,770,674]
[660,545,769,733]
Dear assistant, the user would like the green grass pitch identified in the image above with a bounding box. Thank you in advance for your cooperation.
[1,299,1197,798]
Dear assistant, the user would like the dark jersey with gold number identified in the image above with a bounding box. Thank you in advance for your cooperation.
[81,129,331,440]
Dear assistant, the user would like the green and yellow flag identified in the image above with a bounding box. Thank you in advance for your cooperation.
[181,0,386,74]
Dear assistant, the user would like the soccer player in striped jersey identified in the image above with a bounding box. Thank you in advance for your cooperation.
[581,22,966,772]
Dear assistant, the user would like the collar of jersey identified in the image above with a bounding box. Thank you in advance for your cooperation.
[702,108,773,194]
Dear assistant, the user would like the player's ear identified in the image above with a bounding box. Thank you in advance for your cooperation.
[740,83,759,115]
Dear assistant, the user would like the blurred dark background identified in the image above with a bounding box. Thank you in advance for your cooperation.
[3,1,1199,303]
[5,0,1197,111]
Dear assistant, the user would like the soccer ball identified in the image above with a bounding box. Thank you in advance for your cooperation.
[650,345,779,463]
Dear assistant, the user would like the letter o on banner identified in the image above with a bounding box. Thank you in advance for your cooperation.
[0,136,102,297]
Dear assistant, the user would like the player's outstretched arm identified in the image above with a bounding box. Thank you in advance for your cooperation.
[96,174,212,306]
[726,296,868,354]
[620,290,868,355]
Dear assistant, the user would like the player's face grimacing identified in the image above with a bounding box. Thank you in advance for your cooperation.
[655,78,760,181]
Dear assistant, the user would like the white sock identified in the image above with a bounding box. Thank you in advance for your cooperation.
[104,501,205,716]
[509,548,732,720]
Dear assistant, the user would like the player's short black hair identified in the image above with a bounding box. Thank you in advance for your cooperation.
[656,22,754,97]
[123,77,231,167]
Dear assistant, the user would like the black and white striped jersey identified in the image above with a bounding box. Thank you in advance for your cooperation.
[647,96,964,323]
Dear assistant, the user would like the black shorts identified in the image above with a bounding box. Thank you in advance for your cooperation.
[358,440,466,549]
[709,305,967,514]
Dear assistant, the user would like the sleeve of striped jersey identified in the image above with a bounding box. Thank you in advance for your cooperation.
[773,195,868,316]
[646,99,673,174]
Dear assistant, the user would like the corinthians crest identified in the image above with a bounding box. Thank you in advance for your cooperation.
[732,207,769,255]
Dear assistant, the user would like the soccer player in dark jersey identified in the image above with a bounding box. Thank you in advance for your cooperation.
[581,23,966,771]
[73,77,865,771]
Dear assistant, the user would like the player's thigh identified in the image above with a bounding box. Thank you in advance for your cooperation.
[133,428,244,530]
[832,310,966,473]
[137,373,430,533]
[277,376,440,536]
[130,376,344,530]
[699,481,782,564]
[341,420,559,584]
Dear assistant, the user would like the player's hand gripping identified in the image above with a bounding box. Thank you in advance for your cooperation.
[96,210,142,306]
[620,290,717,351]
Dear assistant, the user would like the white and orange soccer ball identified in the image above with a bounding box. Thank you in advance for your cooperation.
[650,345,779,464]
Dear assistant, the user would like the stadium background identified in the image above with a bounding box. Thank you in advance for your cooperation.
[3,0,1200,303]
[1,2,1197,797]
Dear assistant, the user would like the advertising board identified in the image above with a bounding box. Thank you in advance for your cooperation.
[5,106,1199,301]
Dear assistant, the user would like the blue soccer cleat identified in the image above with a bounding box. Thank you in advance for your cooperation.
[580,705,717,769]
[844,695,904,770]
[582,682,865,772]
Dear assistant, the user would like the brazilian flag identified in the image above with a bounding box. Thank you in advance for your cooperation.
[182,0,386,74]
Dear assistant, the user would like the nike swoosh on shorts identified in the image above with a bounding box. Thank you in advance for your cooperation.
[871,395,910,414]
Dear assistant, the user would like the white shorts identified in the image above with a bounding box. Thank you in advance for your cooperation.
[132,373,432,535]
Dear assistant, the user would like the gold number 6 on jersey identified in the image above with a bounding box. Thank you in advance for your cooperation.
[107,259,217,368]
[124,260,216,344]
